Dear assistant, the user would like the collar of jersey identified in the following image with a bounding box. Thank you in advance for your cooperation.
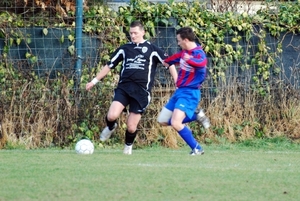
[131,40,147,45]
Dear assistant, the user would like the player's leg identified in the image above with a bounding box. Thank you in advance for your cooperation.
[100,88,128,142]
[158,105,209,128]
[178,89,210,128]
[107,101,125,121]
[126,112,142,133]
[159,105,210,129]
[181,109,210,129]
[171,108,203,153]
[100,101,124,141]
[123,112,142,155]
[157,92,177,126]
[122,92,147,155]
[169,108,185,131]
[171,89,204,155]
[157,106,174,126]
[195,108,210,129]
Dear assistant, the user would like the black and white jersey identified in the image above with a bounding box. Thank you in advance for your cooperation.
[107,40,167,92]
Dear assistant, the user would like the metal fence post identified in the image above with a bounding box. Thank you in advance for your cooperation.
[75,0,83,92]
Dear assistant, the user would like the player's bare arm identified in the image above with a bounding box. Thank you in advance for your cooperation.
[86,65,111,91]
[168,65,178,84]
[162,62,178,84]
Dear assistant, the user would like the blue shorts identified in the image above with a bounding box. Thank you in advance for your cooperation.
[165,87,201,119]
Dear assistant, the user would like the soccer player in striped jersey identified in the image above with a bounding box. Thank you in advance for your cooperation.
[157,27,210,155]
[86,20,177,155]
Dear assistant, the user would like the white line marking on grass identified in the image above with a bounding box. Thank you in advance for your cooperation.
[240,150,300,154]
[211,150,300,154]
[123,162,299,173]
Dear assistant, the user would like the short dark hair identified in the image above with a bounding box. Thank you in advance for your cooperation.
[130,20,145,31]
[176,27,195,42]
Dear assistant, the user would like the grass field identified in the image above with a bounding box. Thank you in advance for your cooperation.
[1,143,300,201]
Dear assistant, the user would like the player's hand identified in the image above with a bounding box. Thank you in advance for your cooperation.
[86,82,94,91]
[162,61,169,68]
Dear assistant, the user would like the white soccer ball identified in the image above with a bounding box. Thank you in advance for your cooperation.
[75,139,94,154]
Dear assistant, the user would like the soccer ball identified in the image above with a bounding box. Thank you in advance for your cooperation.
[75,139,94,154]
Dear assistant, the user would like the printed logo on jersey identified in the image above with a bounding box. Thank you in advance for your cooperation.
[126,55,146,70]
[142,46,148,53]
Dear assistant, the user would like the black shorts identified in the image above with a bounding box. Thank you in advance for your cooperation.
[113,83,151,114]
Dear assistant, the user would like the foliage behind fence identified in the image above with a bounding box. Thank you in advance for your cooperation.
[0,0,299,149]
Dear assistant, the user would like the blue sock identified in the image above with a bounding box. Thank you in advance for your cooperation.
[178,126,202,150]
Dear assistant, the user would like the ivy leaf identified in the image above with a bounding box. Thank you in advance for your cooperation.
[3,45,9,53]
[160,19,169,26]
[30,56,38,63]
[0,28,5,38]
[144,32,151,40]
[68,45,75,55]
[102,55,110,61]
[42,28,48,36]
[126,16,133,24]
[60,35,64,43]
[25,52,31,59]
[26,38,31,44]
[9,38,13,46]
[68,34,74,42]
[16,38,21,45]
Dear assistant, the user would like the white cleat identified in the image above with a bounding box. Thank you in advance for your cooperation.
[123,144,133,155]
[197,109,210,129]
[190,148,205,155]
[100,123,117,142]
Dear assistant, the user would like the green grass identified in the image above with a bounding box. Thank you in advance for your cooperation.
[1,143,300,201]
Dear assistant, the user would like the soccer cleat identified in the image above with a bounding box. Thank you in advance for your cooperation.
[123,144,133,155]
[190,148,205,155]
[197,109,210,129]
[100,123,117,142]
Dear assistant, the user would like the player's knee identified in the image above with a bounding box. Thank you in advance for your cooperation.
[157,107,172,125]
[127,127,136,133]
[126,119,138,133]
[126,121,137,133]
[106,113,118,121]
[170,119,182,131]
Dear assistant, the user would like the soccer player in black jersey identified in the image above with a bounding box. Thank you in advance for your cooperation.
[86,20,177,154]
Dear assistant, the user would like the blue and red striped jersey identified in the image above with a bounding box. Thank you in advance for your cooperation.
[164,45,207,89]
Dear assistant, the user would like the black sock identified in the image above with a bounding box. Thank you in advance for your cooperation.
[125,130,137,146]
[105,116,116,130]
